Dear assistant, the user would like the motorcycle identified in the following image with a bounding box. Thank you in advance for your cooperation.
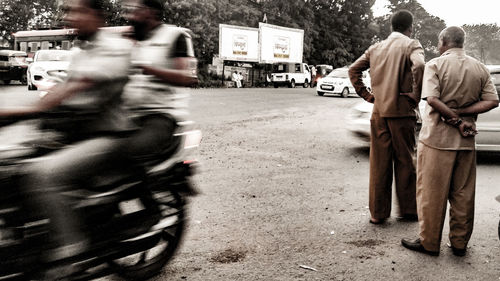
[0,118,201,280]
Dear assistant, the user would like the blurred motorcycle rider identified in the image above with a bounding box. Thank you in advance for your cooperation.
[0,0,132,265]
[121,0,197,167]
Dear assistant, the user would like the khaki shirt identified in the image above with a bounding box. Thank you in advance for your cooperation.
[349,32,425,117]
[419,48,499,150]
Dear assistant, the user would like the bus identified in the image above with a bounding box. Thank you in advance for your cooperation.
[13,26,132,57]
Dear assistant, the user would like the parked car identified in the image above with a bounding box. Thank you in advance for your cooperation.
[271,63,311,88]
[487,65,500,93]
[348,66,500,151]
[317,67,370,98]
[27,50,72,91]
[0,50,28,85]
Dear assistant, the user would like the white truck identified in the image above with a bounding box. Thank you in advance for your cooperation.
[271,62,311,88]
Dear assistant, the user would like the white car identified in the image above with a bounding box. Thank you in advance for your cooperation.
[317,67,370,98]
[27,50,72,91]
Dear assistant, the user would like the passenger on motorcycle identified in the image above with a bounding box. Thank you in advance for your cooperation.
[120,0,198,167]
[0,0,133,264]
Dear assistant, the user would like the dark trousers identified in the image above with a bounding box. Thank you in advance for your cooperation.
[369,114,417,219]
[121,114,177,164]
[23,114,176,250]
[25,137,125,248]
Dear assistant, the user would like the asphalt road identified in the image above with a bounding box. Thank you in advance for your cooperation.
[0,85,498,280]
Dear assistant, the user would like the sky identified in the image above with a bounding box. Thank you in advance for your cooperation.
[372,0,500,26]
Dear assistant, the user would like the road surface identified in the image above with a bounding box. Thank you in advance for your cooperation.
[0,85,498,280]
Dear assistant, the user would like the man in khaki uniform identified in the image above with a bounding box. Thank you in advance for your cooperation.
[402,26,499,256]
[349,10,425,224]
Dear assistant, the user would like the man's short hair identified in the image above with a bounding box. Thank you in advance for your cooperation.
[391,10,413,33]
[142,0,164,18]
[439,26,466,48]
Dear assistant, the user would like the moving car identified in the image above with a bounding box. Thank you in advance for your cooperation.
[487,65,500,93]
[27,50,71,90]
[479,65,500,151]
[348,65,500,151]
[0,50,28,85]
[271,63,311,88]
[317,67,370,98]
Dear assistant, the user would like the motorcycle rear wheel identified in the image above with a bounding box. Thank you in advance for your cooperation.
[109,189,186,280]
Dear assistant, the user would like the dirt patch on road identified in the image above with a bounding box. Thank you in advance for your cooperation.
[346,239,385,249]
[210,248,247,264]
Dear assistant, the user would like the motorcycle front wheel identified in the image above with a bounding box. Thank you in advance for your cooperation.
[108,189,186,280]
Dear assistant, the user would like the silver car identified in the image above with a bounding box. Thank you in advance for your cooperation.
[348,65,500,151]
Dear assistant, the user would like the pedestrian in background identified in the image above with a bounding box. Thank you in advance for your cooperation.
[232,71,241,88]
[238,72,244,88]
[311,65,317,87]
[348,10,425,224]
[402,26,498,256]
[265,73,271,87]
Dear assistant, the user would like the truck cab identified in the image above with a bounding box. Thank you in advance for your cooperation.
[271,62,311,88]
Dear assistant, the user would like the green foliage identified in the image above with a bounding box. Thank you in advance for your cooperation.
[462,24,500,64]
[164,0,221,65]
[312,0,376,66]
[1,0,378,68]
[0,0,58,44]
[196,67,224,88]
[1,0,466,70]
[163,0,376,68]
[262,0,375,68]
[0,0,126,46]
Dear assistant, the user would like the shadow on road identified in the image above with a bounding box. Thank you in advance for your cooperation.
[350,146,370,159]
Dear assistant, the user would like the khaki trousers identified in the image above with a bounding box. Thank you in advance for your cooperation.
[369,115,417,219]
[416,142,476,252]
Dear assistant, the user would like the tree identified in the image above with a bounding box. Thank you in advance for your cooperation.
[374,0,446,60]
[462,24,500,64]
[0,0,126,47]
[164,0,376,68]
[1,0,381,73]
[265,0,375,67]
[0,0,58,46]
[260,0,315,63]
[164,0,220,65]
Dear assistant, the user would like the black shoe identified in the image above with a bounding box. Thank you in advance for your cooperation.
[369,218,386,224]
[401,238,439,256]
[451,246,466,256]
[397,214,418,222]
